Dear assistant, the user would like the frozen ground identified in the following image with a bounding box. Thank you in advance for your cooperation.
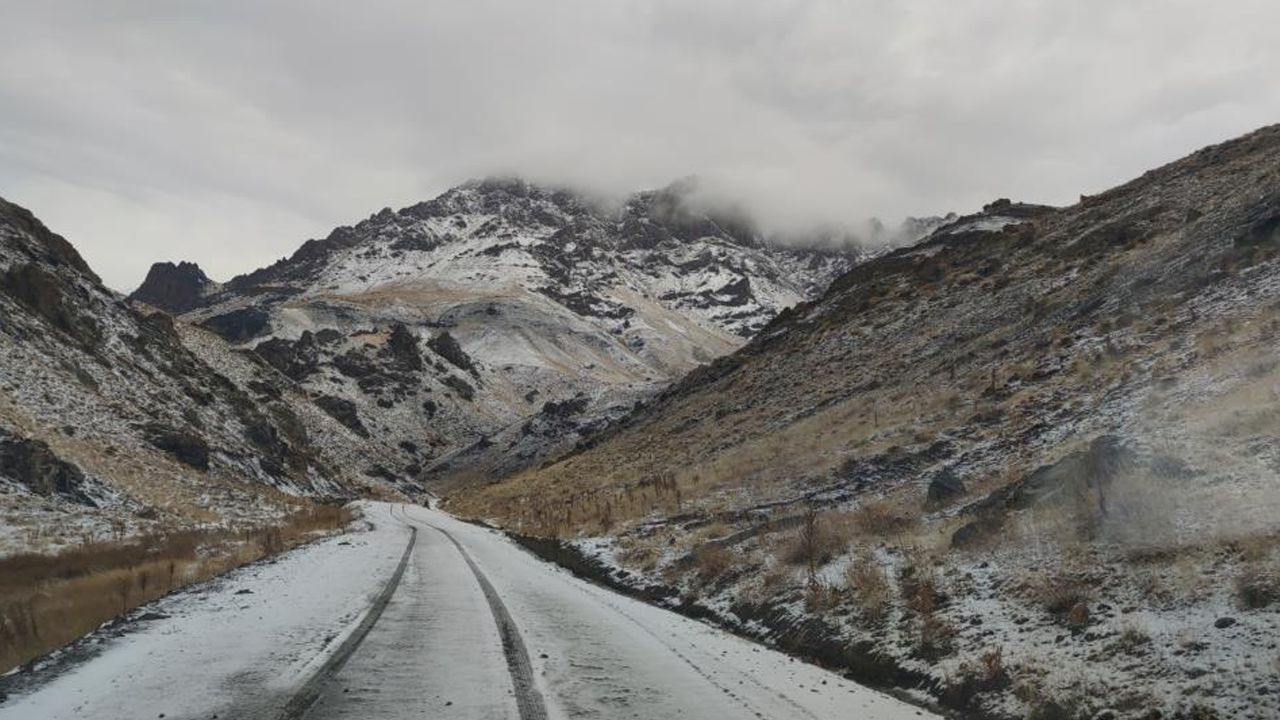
[0,502,934,720]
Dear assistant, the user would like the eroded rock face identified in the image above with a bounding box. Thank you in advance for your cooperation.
[0,430,95,506]
[142,424,211,471]
[313,395,369,438]
[426,330,472,376]
[199,307,270,342]
[129,262,216,314]
[0,263,101,349]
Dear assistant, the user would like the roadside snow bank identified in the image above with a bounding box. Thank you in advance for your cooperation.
[0,502,410,720]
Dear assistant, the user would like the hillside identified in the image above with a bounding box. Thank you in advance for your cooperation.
[138,178,891,487]
[0,198,377,555]
[453,126,1280,718]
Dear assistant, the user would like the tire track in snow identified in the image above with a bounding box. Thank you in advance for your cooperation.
[277,505,417,720]
[407,506,814,720]
[408,514,549,720]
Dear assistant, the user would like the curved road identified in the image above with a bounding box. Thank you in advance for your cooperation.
[299,504,931,720]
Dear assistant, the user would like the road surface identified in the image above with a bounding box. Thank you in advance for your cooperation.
[1,503,934,720]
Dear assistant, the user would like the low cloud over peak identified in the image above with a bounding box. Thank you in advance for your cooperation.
[3,1,1279,291]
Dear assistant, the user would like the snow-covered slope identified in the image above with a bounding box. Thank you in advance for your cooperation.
[0,197,360,553]
[456,125,1280,718]
[150,178,873,487]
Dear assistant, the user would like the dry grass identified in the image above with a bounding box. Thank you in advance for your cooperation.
[782,507,852,568]
[844,547,892,623]
[692,544,733,586]
[850,500,914,537]
[0,503,353,673]
[1027,571,1093,628]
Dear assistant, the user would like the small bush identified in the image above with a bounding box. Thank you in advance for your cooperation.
[852,500,913,537]
[1235,567,1279,609]
[693,544,732,584]
[1031,573,1092,628]
[1113,622,1152,656]
[845,549,892,623]
[917,614,957,659]
[979,645,1006,683]
[783,508,854,568]
[803,579,842,613]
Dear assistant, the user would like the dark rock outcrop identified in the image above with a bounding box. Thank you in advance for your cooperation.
[0,197,100,282]
[0,263,101,348]
[427,331,475,376]
[0,430,95,505]
[384,324,424,372]
[925,468,966,508]
[313,395,369,438]
[142,424,211,471]
[199,307,270,343]
[254,333,320,381]
[129,261,214,314]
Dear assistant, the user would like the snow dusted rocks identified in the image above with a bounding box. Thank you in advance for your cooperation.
[128,261,218,314]
[0,196,359,552]
[154,178,874,488]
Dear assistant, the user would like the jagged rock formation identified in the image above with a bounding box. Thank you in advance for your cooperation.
[129,261,218,314]
[153,178,874,487]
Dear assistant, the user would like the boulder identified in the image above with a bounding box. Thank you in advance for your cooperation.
[926,468,967,508]
[143,424,211,470]
[0,430,95,505]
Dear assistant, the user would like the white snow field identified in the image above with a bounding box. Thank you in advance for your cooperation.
[1,503,936,720]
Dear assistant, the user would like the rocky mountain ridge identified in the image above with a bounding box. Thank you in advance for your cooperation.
[136,178,898,487]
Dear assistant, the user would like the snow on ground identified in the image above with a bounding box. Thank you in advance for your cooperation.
[0,503,411,720]
[405,505,937,720]
[2,502,937,720]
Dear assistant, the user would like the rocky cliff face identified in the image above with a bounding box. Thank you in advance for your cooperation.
[155,178,876,487]
[457,125,1280,719]
[129,261,217,314]
[0,197,365,553]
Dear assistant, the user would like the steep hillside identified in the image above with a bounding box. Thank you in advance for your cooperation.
[141,178,884,486]
[0,197,367,554]
[455,126,1280,718]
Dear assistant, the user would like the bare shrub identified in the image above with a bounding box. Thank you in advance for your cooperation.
[917,614,957,659]
[844,548,891,623]
[803,579,842,613]
[1114,622,1152,655]
[979,645,1006,683]
[783,507,855,569]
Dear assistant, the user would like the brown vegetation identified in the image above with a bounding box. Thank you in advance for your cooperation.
[0,503,352,673]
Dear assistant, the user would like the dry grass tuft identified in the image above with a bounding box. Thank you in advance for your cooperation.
[1029,572,1093,628]
[693,544,733,586]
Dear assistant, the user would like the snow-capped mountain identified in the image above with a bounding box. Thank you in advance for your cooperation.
[135,178,871,486]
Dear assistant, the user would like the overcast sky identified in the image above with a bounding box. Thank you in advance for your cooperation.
[3,1,1279,292]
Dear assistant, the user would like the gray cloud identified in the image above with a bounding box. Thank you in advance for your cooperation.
[2,0,1278,291]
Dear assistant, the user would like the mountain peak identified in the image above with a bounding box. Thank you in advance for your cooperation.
[129,261,216,314]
